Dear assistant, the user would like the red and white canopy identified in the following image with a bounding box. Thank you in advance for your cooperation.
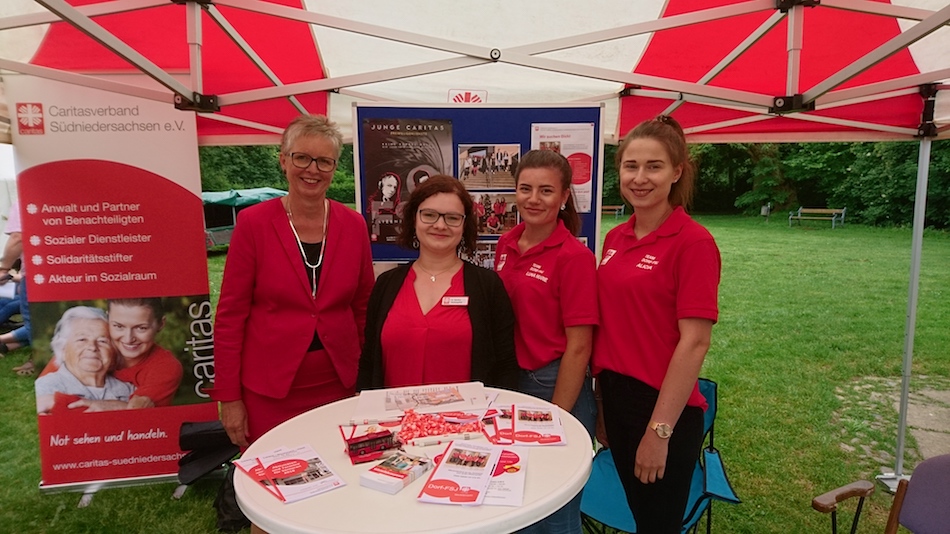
[2,0,948,144]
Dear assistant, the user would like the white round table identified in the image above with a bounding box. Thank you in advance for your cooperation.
[235,387,593,534]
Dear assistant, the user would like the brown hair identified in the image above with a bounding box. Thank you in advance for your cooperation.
[515,149,581,236]
[280,114,344,158]
[108,297,165,322]
[396,175,477,255]
[615,115,695,209]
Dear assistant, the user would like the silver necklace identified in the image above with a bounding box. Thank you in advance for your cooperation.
[287,199,329,298]
[415,261,459,282]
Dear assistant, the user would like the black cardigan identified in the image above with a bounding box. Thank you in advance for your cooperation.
[356,261,519,391]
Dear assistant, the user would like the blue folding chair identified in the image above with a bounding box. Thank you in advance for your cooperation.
[581,378,740,533]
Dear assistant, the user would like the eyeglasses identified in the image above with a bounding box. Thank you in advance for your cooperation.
[418,209,465,227]
[290,152,337,172]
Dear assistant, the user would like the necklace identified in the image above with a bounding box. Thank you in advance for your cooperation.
[287,199,329,298]
[415,261,459,282]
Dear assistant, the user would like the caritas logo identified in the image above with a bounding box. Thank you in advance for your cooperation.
[17,103,45,135]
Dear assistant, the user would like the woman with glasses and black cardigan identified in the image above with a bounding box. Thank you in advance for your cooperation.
[356,175,518,391]
[211,115,375,448]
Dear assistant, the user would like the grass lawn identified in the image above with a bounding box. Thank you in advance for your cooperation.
[1,214,947,533]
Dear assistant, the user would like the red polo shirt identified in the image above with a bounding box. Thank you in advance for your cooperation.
[592,207,720,409]
[495,221,599,371]
[380,268,473,387]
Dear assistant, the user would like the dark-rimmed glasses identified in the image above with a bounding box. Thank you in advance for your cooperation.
[418,209,465,227]
[290,152,337,172]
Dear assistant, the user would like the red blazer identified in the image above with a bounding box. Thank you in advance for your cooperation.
[210,198,375,401]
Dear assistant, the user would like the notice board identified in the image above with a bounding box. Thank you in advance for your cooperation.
[354,103,605,264]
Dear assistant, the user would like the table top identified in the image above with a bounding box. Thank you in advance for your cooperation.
[235,388,593,534]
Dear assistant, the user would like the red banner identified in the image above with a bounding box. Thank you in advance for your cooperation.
[6,76,218,490]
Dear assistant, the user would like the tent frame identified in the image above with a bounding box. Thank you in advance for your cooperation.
[2,0,948,489]
[3,1,948,143]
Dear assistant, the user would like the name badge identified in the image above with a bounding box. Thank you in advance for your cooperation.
[442,296,470,307]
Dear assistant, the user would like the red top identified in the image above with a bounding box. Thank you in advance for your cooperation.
[494,221,598,371]
[592,207,720,409]
[381,269,473,388]
[114,345,184,407]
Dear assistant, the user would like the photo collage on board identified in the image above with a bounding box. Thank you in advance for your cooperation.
[458,143,522,267]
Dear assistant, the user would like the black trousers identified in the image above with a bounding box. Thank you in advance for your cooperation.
[600,370,704,534]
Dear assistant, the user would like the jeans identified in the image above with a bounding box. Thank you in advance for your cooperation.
[0,297,20,324]
[515,359,597,534]
[11,276,30,345]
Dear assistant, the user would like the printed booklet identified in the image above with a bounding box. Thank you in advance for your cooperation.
[360,451,432,494]
[484,447,528,507]
[496,403,567,446]
[235,444,346,503]
[417,441,502,506]
[350,382,489,424]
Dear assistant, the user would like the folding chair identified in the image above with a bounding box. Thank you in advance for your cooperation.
[581,378,740,533]
[812,453,950,534]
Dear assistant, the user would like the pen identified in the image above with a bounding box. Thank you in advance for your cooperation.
[345,416,404,426]
[407,433,480,447]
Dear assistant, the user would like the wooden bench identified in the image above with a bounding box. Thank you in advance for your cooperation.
[788,207,846,229]
[601,204,625,219]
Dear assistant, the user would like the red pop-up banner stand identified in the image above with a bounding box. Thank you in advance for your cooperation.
[5,75,218,492]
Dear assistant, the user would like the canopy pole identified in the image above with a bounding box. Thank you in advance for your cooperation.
[186,0,203,93]
[876,135,931,492]
[785,4,803,95]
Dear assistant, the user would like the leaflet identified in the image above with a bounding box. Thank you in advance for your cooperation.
[236,444,346,503]
[484,447,528,507]
[497,404,567,446]
[351,382,489,424]
[360,451,433,494]
[234,448,286,499]
[417,441,502,506]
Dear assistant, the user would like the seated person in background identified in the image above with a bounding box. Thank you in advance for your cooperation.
[485,212,503,233]
[0,268,23,331]
[35,306,134,414]
[109,298,183,408]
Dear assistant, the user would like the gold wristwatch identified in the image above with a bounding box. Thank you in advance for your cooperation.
[649,420,673,439]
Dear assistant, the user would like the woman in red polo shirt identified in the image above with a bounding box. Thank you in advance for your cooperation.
[357,175,518,391]
[593,115,721,533]
[494,149,598,534]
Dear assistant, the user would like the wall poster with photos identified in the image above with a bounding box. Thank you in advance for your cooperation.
[354,104,605,263]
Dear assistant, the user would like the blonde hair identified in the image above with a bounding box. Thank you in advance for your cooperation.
[280,115,343,157]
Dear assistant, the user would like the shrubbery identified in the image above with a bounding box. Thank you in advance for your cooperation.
[202,141,950,228]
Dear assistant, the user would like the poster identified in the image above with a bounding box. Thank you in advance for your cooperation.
[530,123,595,213]
[360,118,453,244]
[355,104,604,261]
[5,75,217,489]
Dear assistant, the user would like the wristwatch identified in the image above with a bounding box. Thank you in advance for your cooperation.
[649,421,673,439]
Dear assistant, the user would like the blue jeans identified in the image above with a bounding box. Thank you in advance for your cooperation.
[0,297,20,324]
[11,276,30,345]
[515,359,597,534]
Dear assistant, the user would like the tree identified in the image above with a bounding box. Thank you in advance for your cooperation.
[198,145,283,191]
[199,144,357,204]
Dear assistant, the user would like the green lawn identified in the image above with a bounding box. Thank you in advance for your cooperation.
[1,215,948,533]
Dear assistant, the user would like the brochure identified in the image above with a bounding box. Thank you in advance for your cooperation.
[236,445,346,503]
[484,447,528,507]
[351,382,489,424]
[497,404,566,446]
[417,441,502,506]
[360,451,432,494]
[234,449,286,499]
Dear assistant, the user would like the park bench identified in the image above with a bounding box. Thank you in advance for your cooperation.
[788,207,846,229]
[601,204,625,219]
